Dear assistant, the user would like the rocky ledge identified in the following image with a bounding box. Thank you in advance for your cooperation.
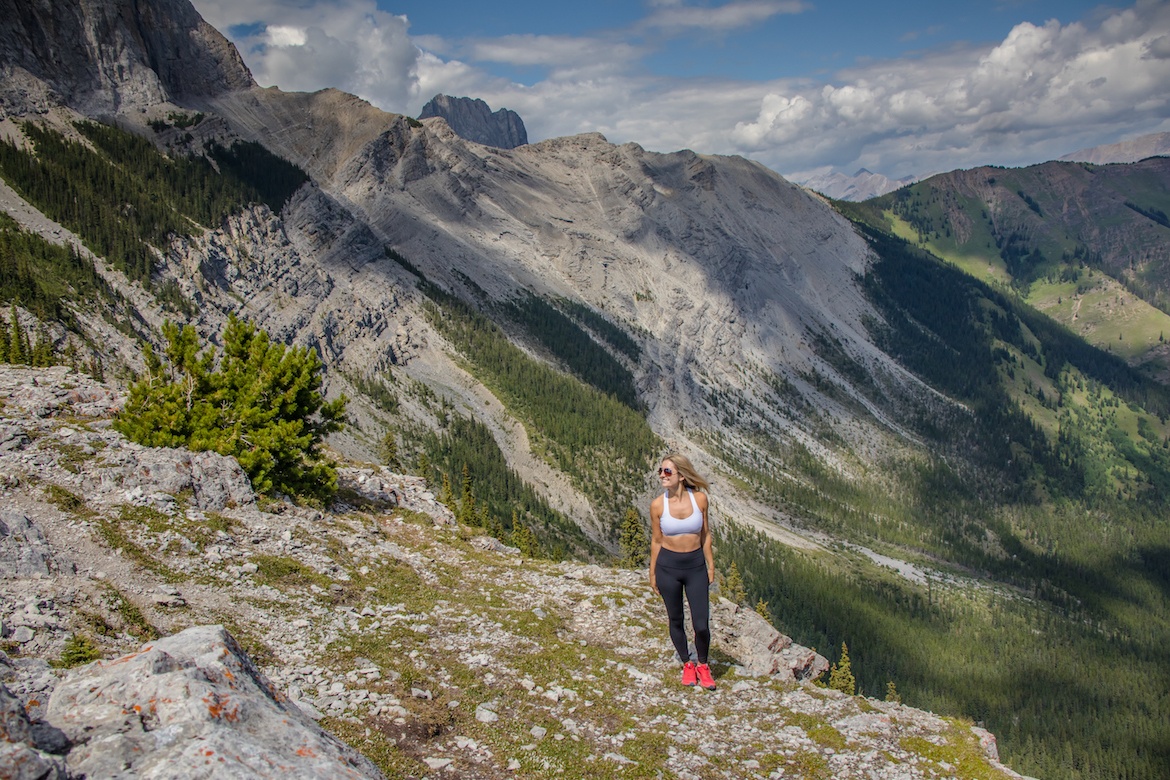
[0,366,1029,779]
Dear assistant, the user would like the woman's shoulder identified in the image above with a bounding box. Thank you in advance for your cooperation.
[693,490,709,509]
[650,492,664,511]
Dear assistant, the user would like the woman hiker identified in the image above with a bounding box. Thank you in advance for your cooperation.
[649,453,716,690]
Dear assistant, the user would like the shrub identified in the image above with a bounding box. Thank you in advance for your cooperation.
[52,634,102,668]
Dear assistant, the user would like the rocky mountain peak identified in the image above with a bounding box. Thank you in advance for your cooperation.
[419,93,528,149]
[0,0,253,116]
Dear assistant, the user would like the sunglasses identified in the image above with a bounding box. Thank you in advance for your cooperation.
[657,467,675,476]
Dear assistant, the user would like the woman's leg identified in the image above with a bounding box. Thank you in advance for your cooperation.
[682,566,711,664]
[656,563,691,662]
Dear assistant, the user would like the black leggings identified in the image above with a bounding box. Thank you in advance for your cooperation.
[656,547,710,664]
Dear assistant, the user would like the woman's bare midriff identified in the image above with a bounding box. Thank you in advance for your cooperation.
[660,532,701,554]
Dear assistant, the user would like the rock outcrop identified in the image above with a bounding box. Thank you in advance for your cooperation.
[0,0,253,115]
[42,625,382,779]
[419,93,528,149]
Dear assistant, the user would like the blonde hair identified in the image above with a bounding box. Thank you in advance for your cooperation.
[662,453,709,492]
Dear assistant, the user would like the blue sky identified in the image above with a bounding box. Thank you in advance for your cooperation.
[189,0,1170,181]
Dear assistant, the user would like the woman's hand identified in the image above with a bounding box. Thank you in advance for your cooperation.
[650,573,659,595]
[707,568,715,584]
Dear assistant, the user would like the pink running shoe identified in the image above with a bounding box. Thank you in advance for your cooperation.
[681,662,697,686]
[696,663,716,690]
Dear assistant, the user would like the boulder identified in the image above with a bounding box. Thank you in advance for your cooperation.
[96,445,256,510]
[0,511,55,578]
[46,625,384,779]
[711,598,829,680]
[0,682,68,780]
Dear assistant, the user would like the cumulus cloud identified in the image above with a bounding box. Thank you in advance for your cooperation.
[191,0,422,112]
[191,0,1170,179]
[1145,34,1170,59]
[728,2,1170,175]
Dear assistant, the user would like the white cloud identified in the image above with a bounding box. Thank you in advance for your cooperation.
[467,35,643,79]
[641,1,808,32]
[191,0,423,112]
[265,25,307,47]
[191,0,1170,179]
[725,2,1170,175]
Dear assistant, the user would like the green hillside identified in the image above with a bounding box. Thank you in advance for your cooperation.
[860,158,1170,378]
[781,202,1170,780]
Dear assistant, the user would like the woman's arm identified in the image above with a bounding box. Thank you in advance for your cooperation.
[649,496,663,594]
[697,492,714,583]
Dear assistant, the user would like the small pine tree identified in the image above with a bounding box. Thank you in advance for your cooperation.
[417,451,430,479]
[31,324,54,367]
[885,680,901,703]
[754,597,771,623]
[114,316,346,501]
[440,473,456,511]
[458,464,476,525]
[511,512,539,557]
[7,305,27,364]
[724,562,747,606]
[618,507,648,568]
[487,514,504,541]
[379,429,401,471]
[828,642,856,696]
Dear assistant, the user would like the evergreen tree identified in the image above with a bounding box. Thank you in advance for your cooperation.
[31,323,53,366]
[440,473,455,511]
[724,562,747,606]
[618,507,648,568]
[488,514,505,541]
[828,642,856,696]
[511,514,539,557]
[7,305,27,364]
[458,463,477,525]
[885,681,901,703]
[115,316,346,501]
[755,597,771,623]
[379,429,401,471]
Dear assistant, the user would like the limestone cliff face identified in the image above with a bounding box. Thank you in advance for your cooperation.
[0,0,253,115]
[419,93,528,149]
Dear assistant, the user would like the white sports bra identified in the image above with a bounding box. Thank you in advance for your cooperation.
[661,490,703,536]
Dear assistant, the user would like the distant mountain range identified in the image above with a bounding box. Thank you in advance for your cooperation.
[801,131,1170,202]
[1060,131,1170,164]
[854,155,1170,379]
[798,168,918,201]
